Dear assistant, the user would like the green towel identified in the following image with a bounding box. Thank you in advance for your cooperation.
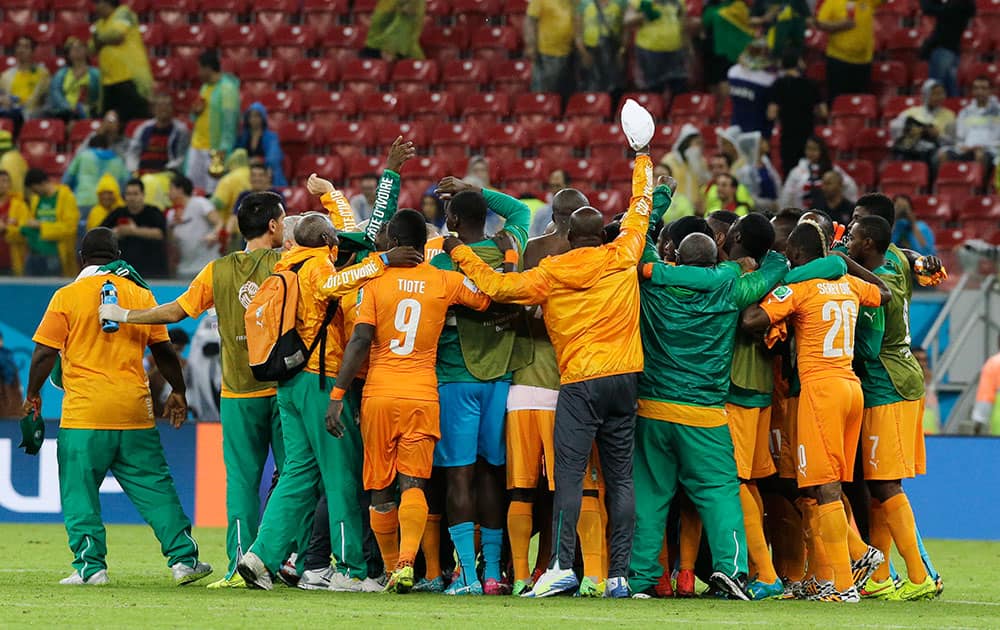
[19,408,44,455]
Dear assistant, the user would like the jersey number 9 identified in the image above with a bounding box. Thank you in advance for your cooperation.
[390,298,422,356]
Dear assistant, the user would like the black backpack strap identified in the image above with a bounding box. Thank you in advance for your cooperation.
[308,299,340,390]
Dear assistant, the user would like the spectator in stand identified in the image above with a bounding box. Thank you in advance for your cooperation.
[577,0,627,95]
[47,38,102,122]
[624,0,689,97]
[750,0,810,58]
[0,131,27,198]
[63,133,129,212]
[526,0,577,100]
[655,162,695,222]
[0,170,28,274]
[778,135,858,209]
[350,173,379,225]
[706,173,753,214]
[101,178,169,278]
[86,173,124,230]
[76,110,130,162]
[235,103,287,187]
[208,149,250,227]
[0,36,51,121]
[129,93,191,209]
[891,194,937,257]
[7,168,80,277]
[816,0,877,104]
[466,155,492,188]
[921,0,975,97]
[704,152,755,213]
[890,79,956,146]
[166,174,222,279]
[421,192,446,231]
[727,40,777,137]
[659,123,711,214]
[945,76,1000,181]
[768,52,827,172]
[891,116,941,169]
[972,334,1000,435]
[92,0,152,123]
[364,0,426,60]
[187,50,241,195]
[733,130,781,211]
[813,170,855,224]
[227,164,281,248]
[700,0,754,113]
[529,168,569,237]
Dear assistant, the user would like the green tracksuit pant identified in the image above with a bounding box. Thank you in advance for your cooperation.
[629,416,749,593]
[250,370,366,577]
[219,395,283,578]
[57,427,199,580]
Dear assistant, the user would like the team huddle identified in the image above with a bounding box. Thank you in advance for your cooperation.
[27,102,945,603]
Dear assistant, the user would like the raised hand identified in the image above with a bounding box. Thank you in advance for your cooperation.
[657,175,678,192]
[385,246,423,267]
[385,136,417,172]
[306,173,334,196]
[436,176,480,196]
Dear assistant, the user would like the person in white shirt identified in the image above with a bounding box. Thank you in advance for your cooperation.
[944,76,1000,181]
[166,173,222,279]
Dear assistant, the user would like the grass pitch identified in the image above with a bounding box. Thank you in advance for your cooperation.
[0,524,996,628]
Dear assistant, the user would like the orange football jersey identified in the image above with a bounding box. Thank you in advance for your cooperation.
[357,263,490,401]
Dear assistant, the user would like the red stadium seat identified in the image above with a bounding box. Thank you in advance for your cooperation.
[882,96,921,123]
[586,124,626,163]
[470,26,519,60]
[911,195,954,223]
[607,158,637,185]
[0,5,35,27]
[593,189,625,221]
[838,159,875,191]
[276,120,315,165]
[323,25,368,55]
[492,60,532,94]
[270,25,320,63]
[294,154,344,184]
[670,93,716,125]
[650,124,679,155]
[482,123,529,163]
[958,196,1000,228]
[407,91,458,125]
[241,81,272,103]
[67,118,100,146]
[462,93,511,126]
[959,61,1000,89]
[562,159,607,187]
[815,125,852,156]
[871,61,909,98]
[565,92,612,126]
[168,25,219,62]
[256,90,303,121]
[430,122,480,167]
[440,59,489,96]
[502,158,546,185]
[288,58,338,95]
[20,118,65,146]
[962,20,996,58]
[302,0,350,30]
[376,122,429,150]
[358,91,408,126]
[282,187,322,213]
[885,28,923,64]
[391,60,440,94]
[341,59,390,95]
[880,161,929,195]
[513,92,561,126]
[421,25,470,62]
[150,57,188,85]
[54,8,89,28]
[239,58,286,83]
[218,24,268,60]
[43,152,71,178]
[327,121,376,161]
[21,23,63,47]
[882,0,917,18]
[200,0,250,27]
[831,94,879,136]
[152,0,195,25]
[254,0,298,34]
[306,91,358,118]
[426,0,453,20]
[854,128,893,164]
[139,23,166,49]
[20,142,57,170]
[535,122,581,163]
[619,92,665,120]
[452,0,501,25]
[981,0,1000,30]
[935,161,984,206]
[398,156,446,190]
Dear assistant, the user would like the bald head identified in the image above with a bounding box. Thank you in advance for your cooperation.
[568,206,605,249]
[293,214,338,249]
[552,188,589,220]
[676,233,717,267]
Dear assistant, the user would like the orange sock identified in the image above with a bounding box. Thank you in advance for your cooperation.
[679,505,702,571]
[815,501,853,591]
[421,513,442,579]
[370,506,399,573]
[578,495,604,581]
[507,500,534,581]
[869,500,892,582]
[797,497,832,582]
[397,488,429,567]
[740,483,778,583]
[841,495,870,560]
[883,493,928,584]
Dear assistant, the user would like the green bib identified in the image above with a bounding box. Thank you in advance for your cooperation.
[211,248,281,395]
[512,307,560,390]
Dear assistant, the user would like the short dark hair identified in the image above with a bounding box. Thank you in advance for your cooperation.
[15,35,35,50]
[250,163,270,173]
[237,191,284,239]
[388,209,428,250]
[551,168,570,184]
[667,216,713,247]
[708,209,739,227]
[856,193,895,227]
[88,133,109,150]
[781,51,801,70]
[197,50,221,72]
[973,75,992,86]
[716,152,734,168]
[735,212,775,260]
[716,173,739,188]
[24,168,47,188]
[774,207,804,224]
[125,177,144,193]
[448,190,487,229]
[893,194,912,207]
[788,222,827,261]
[80,227,119,262]
[0,169,9,180]
[855,215,892,254]
[170,174,193,197]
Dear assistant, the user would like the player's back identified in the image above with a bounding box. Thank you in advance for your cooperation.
[360,263,489,401]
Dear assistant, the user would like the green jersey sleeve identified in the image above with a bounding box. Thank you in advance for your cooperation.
[731,251,789,310]
[855,305,885,363]
[640,184,674,264]
[783,254,848,284]
[363,168,400,247]
[648,261,740,290]
[483,188,530,252]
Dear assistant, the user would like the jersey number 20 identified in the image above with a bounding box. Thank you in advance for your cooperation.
[390,298,422,356]
[822,300,857,358]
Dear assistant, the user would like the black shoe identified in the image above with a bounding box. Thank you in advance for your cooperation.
[709,571,751,601]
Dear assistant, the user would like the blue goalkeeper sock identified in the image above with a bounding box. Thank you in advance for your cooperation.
[915,526,940,580]
[481,527,503,582]
[449,521,478,586]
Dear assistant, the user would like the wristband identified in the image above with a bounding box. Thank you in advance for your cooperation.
[503,249,519,264]
[641,263,654,279]
[331,386,346,401]
[379,252,390,266]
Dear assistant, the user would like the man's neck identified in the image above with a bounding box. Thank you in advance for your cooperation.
[154,118,171,128]
[16,61,32,71]
[861,253,885,272]
[827,192,843,206]
[977,97,989,108]
[128,205,143,215]
[457,227,485,244]
[245,235,273,252]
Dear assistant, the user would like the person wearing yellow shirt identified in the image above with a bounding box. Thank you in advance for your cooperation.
[24,227,213,586]
[0,169,28,274]
[817,0,878,104]
[86,173,124,230]
[8,169,80,277]
[187,51,241,195]
[0,130,27,198]
[625,0,689,95]
[526,0,578,98]
[0,36,51,120]
[210,149,251,225]
[92,0,152,123]
[576,0,628,93]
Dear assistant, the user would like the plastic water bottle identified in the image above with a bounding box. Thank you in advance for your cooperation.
[101,280,119,333]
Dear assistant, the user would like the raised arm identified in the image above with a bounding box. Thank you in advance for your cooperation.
[608,153,655,268]
[731,250,790,310]
[832,251,891,305]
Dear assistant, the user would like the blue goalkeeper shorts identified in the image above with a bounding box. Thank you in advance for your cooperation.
[434,381,509,467]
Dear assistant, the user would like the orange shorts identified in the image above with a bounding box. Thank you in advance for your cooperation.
[795,377,864,488]
[506,408,556,490]
[861,398,927,480]
[360,396,440,491]
[726,403,777,480]
[777,396,799,480]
